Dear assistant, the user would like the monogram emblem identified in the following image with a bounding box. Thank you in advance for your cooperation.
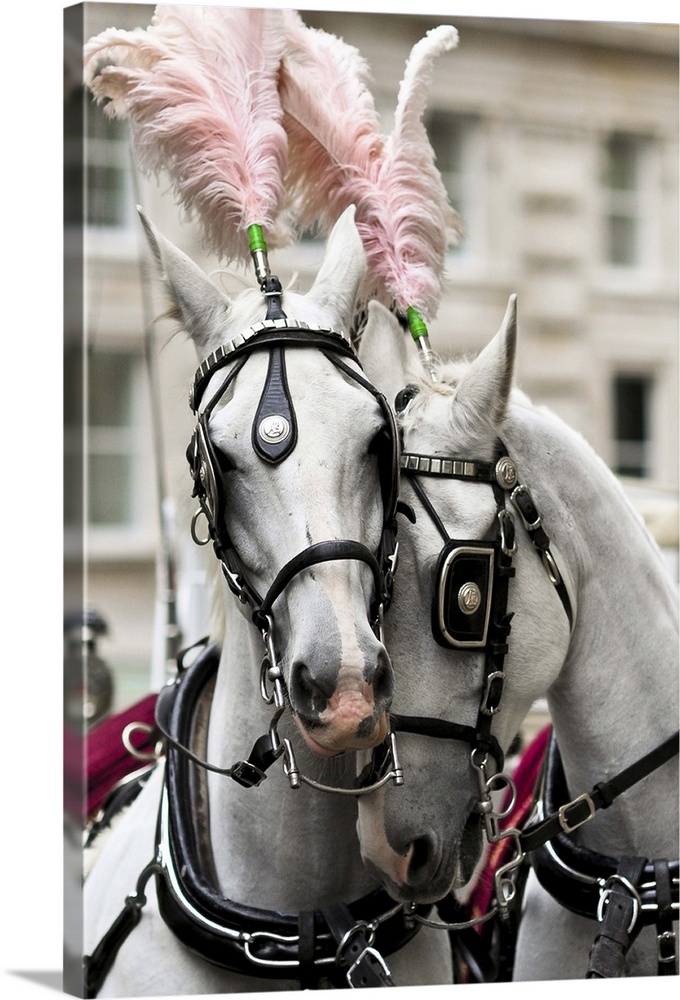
[458,582,482,615]
[495,456,518,489]
[259,415,290,443]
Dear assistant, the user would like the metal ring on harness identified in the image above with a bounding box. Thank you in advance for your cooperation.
[597,875,643,934]
[190,507,211,546]
[122,722,163,762]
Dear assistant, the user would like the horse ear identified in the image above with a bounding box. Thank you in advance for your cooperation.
[452,294,517,433]
[137,207,233,357]
[358,299,420,403]
[305,205,366,333]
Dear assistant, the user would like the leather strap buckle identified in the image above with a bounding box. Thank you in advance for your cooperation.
[558,792,596,833]
[658,929,677,964]
[480,670,505,716]
[230,759,268,788]
[596,875,642,934]
[333,919,394,988]
[346,945,393,988]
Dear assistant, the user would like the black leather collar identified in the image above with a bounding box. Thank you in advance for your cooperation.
[155,642,430,986]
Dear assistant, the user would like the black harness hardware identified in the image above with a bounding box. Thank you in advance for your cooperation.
[396,439,556,767]
[433,540,497,649]
[391,437,577,776]
[586,857,648,978]
[251,344,298,464]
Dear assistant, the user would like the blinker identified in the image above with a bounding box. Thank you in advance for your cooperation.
[432,540,496,649]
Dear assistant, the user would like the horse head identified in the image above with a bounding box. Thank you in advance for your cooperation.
[141,206,397,758]
[356,298,574,903]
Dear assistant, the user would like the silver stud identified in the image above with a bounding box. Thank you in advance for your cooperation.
[458,582,482,615]
[259,415,290,443]
[496,456,518,489]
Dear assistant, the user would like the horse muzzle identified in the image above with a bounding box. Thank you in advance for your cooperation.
[293,700,391,756]
[357,786,484,904]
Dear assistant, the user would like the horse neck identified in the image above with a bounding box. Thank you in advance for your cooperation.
[505,405,679,858]
[203,589,377,911]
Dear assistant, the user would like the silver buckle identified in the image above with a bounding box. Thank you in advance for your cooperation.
[596,875,642,934]
[346,946,392,988]
[558,792,596,833]
[480,670,505,716]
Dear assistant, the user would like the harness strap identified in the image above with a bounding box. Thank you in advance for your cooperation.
[404,475,449,543]
[297,910,317,989]
[190,322,358,412]
[586,856,647,979]
[654,859,678,974]
[253,539,384,630]
[521,730,680,854]
[510,484,574,629]
[390,714,504,772]
[83,859,160,998]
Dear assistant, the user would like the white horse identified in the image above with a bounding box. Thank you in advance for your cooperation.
[356,297,678,980]
[82,207,454,995]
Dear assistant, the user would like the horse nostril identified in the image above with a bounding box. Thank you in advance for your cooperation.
[290,662,331,713]
[370,658,394,704]
[408,838,432,876]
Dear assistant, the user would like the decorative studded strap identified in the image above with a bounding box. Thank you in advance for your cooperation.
[401,452,498,481]
[190,320,357,411]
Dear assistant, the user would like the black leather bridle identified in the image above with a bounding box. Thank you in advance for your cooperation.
[388,435,574,775]
[388,385,678,979]
[84,302,412,994]
[187,316,401,634]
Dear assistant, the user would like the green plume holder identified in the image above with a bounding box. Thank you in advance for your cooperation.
[407,307,437,381]
[248,224,270,287]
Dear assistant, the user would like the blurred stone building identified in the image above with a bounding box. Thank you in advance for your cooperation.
[65,4,678,710]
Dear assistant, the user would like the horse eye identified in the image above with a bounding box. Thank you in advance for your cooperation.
[395,384,419,413]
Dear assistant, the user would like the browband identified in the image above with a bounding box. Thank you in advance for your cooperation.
[190,320,358,411]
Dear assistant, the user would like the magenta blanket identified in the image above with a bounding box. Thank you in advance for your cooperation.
[64,693,159,821]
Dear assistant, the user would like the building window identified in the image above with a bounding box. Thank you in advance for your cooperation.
[612,374,652,478]
[426,112,483,258]
[602,133,655,269]
[84,101,135,230]
[65,348,154,547]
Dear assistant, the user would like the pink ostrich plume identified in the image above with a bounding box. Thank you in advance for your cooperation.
[279,14,461,325]
[278,10,384,237]
[83,4,290,266]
